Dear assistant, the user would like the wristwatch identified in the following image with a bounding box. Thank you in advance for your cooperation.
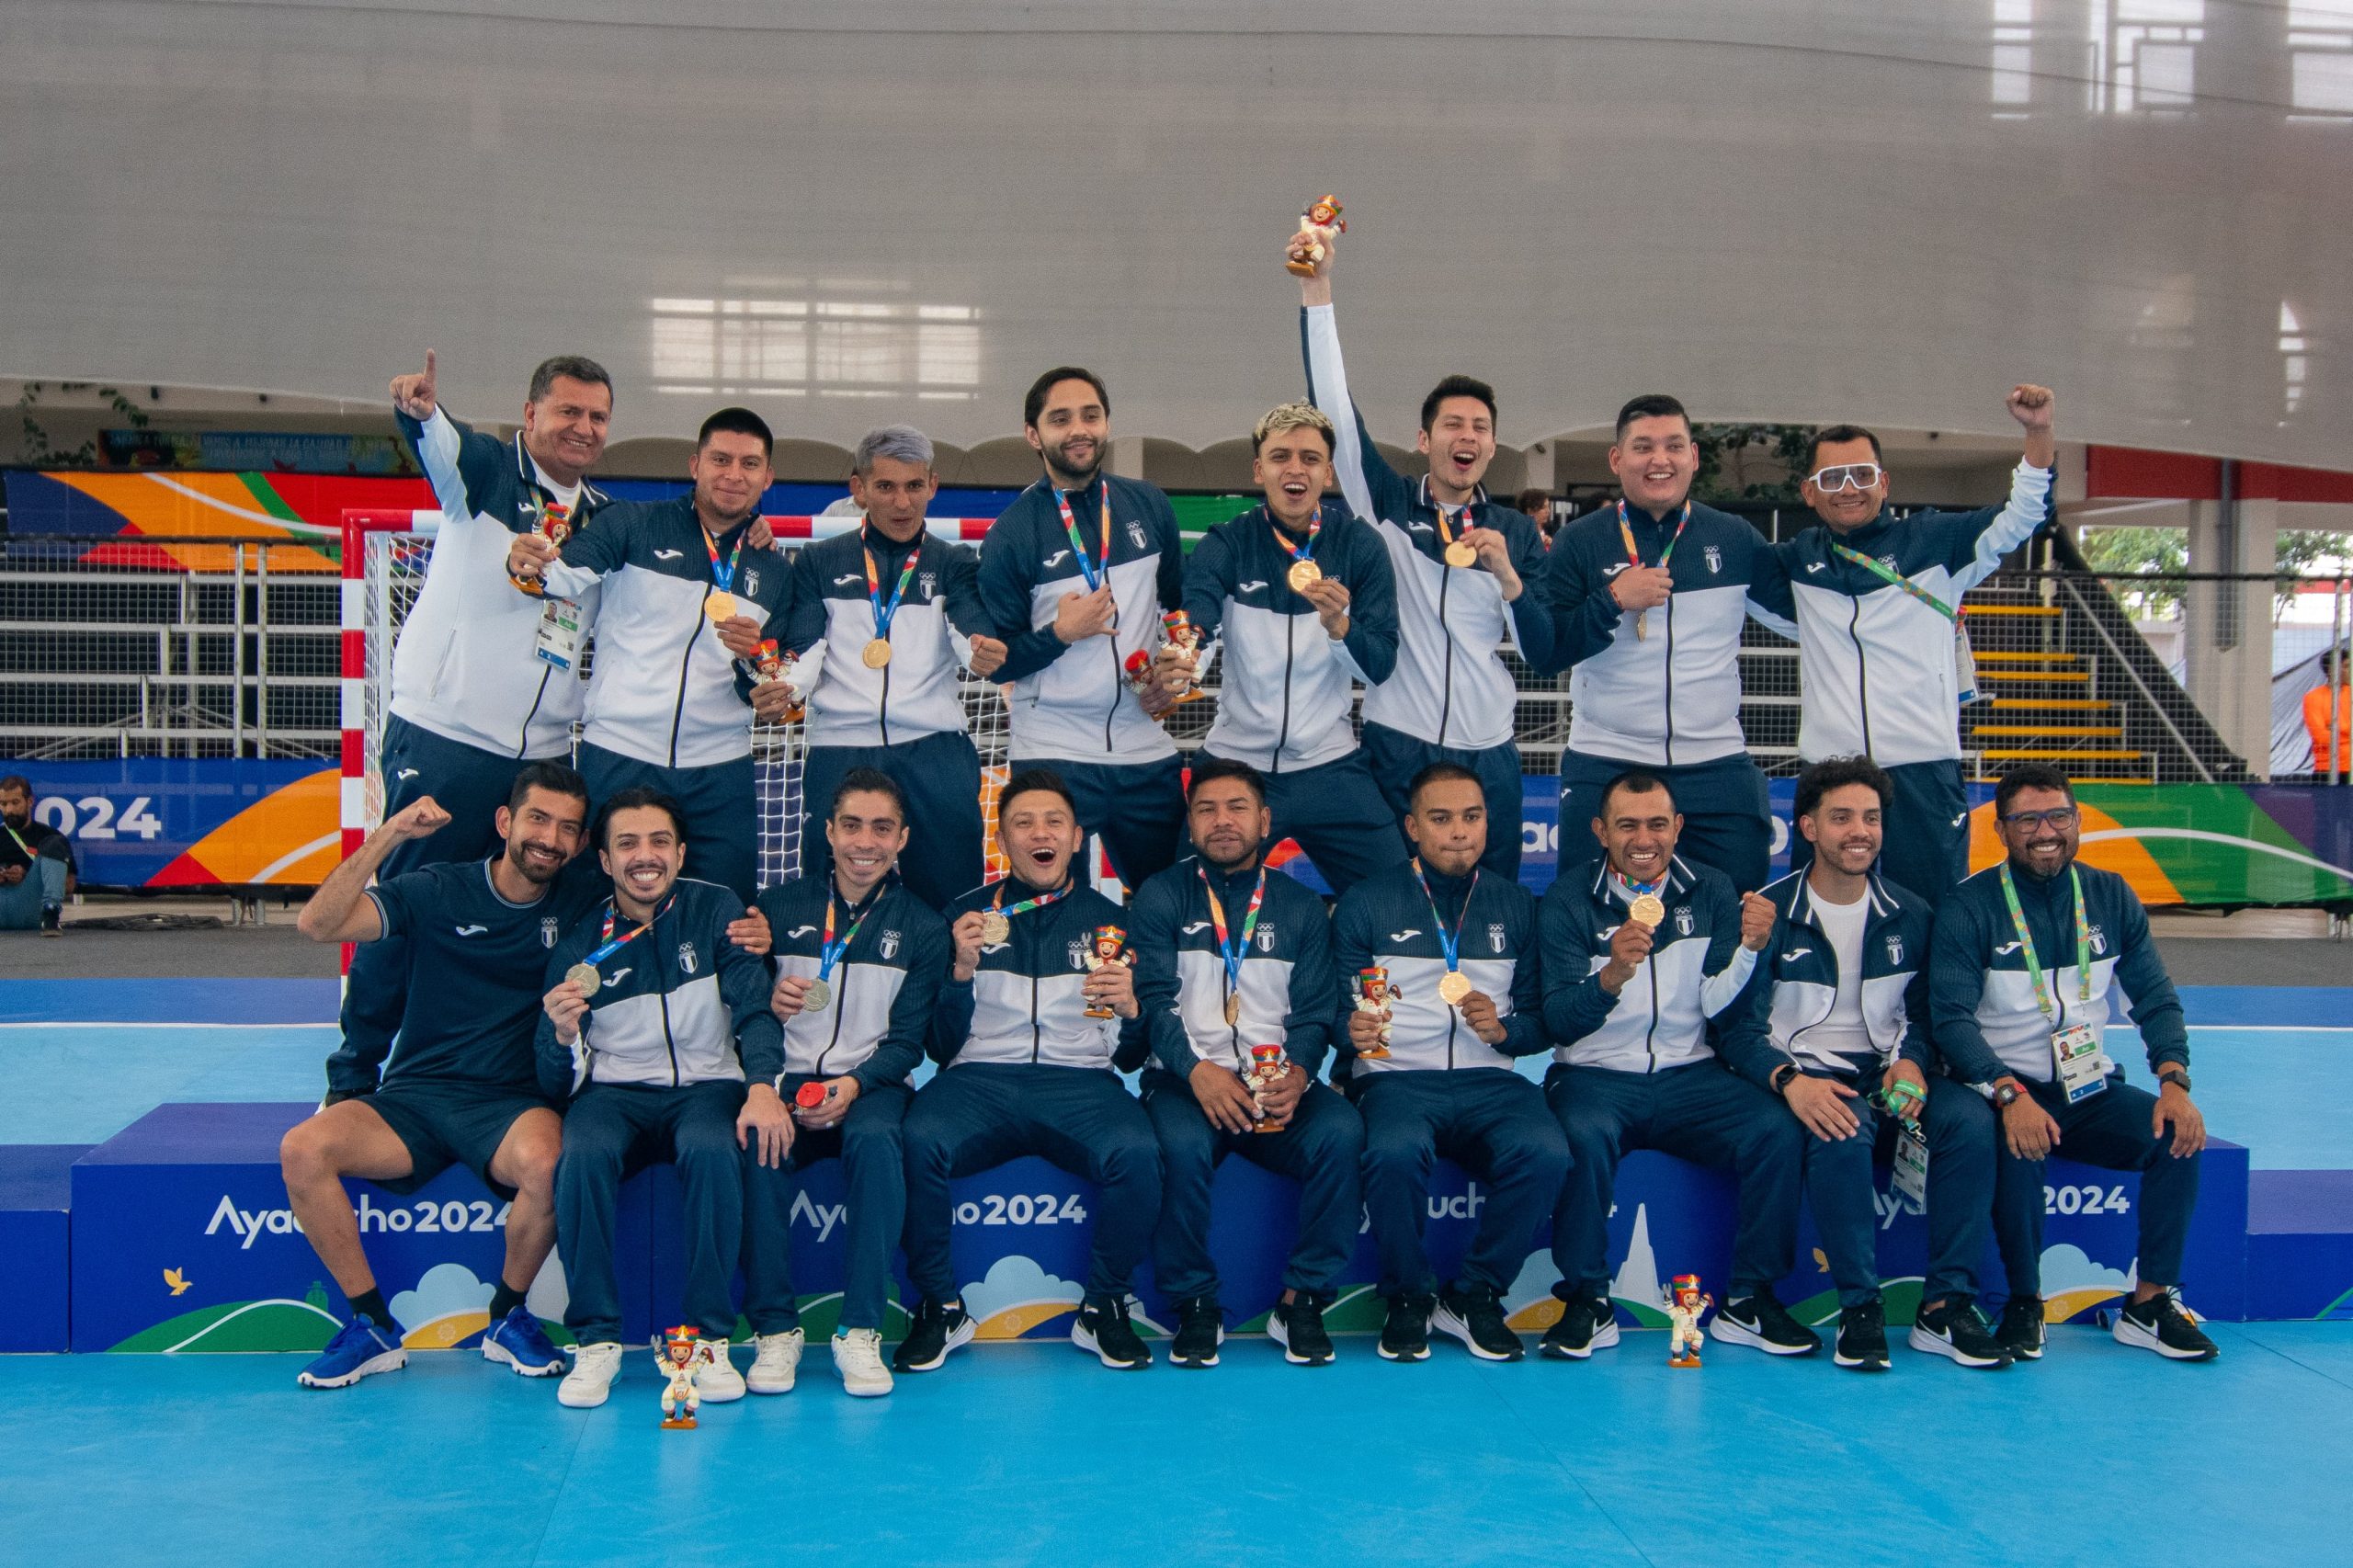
[2159,1068,2192,1094]
[1993,1080,2023,1109]
[1769,1063,1800,1096]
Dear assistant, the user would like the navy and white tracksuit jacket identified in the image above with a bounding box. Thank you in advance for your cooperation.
[1182,505,1398,774]
[976,474,1187,766]
[1538,500,1784,768]
[1721,869,1934,1089]
[1300,303,1557,748]
[533,879,783,1098]
[928,878,1144,1070]
[391,408,615,758]
[1127,857,1339,1080]
[773,522,987,748]
[1537,856,1764,1071]
[1749,463,2053,765]
[754,874,949,1090]
[1329,861,1547,1072]
[538,499,791,768]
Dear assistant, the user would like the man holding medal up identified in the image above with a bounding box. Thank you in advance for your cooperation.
[1176,401,1404,897]
[1926,765,2216,1362]
[1332,764,1565,1364]
[1537,771,1818,1361]
[1291,218,1557,878]
[537,789,790,1409]
[745,768,949,1398]
[759,426,1007,911]
[895,770,1161,1373]
[508,407,790,903]
[1127,756,1361,1368]
[1537,396,1787,892]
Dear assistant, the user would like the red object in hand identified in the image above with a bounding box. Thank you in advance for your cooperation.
[795,1082,829,1109]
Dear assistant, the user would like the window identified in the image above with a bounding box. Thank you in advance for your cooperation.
[648,295,980,398]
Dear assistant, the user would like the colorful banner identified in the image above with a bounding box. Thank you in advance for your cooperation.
[19,760,336,889]
[98,430,423,477]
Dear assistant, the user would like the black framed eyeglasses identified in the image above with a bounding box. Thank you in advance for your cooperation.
[1999,807,2079,830]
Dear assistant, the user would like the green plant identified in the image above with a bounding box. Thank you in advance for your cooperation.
[15,381,152,468]
[1690,423,1813,505]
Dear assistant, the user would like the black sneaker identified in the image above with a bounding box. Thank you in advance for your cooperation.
[891,1298,974,1373]
[1540,1290,1620,1360]
[1168,1296,1223,1369]
[1833,1299,1890,1371]
[2113,1291,2220,1362]
[1072,1296,1152,1369]
[1378,1292,1434,1362]
[1432,1283,1524,1362]
[1267,1293,1336,1366]
[1710,1290,1822,1357]
[1907,1298,2012,1369]
[40,903,62,937]
[1996,1295,2046,1362]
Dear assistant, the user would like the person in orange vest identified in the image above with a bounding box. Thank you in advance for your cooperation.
[2307,653,2352,777]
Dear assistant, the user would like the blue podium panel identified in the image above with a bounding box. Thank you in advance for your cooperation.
[2247,1170,2353,1320]
[0,1144,88,1352]
[68,1103,656,1353]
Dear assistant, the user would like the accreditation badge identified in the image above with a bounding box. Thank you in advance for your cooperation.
[2051,1022,2109,1104]
[535,597,587,672]
[1892,1121,1928,1207]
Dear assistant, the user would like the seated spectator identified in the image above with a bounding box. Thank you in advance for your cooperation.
[0,775,74,936]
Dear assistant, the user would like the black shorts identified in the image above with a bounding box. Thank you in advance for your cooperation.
[368,1079,552,1201]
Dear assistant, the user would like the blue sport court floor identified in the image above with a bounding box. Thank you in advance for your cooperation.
[3,978,2347,1567]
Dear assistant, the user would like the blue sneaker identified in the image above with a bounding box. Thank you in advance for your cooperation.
[297,1314,406,1389]
[482,1305,567,1377]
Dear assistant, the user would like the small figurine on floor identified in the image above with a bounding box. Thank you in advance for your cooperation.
[658,1325,706,1428]
[1665,1275,1711,1368]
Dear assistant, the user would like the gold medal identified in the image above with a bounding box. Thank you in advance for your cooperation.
[1223,992,1241,1027]
[1286,559,1323,594]
[1443,540,1477,569]
[1437,971,1472,1006]
[861,638,893,669]
[565,962,601,997]
[705,590,737,622]
[801,978,832,1013]
[1629,893,1666,929]
[1632,610,1648,641]
[980,912,1011,946]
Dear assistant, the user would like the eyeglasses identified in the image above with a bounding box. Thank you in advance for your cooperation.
[1999,807,2079,830]
[1806,462,1882,493]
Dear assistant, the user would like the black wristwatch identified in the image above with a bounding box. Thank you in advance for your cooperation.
[1770,1063,1800,1096]
[2159,1068,2192,1094]
[1992,1080,2023,1109]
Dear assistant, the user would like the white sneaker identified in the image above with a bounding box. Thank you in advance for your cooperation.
[748,1328,804,1394]
[833,1328,894,1398]
[557,1342,624,1409]
[696,1338,745,1403]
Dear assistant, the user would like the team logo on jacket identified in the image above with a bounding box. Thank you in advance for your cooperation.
[1704,545,1722,574]
[2088,925,2107,955]
[541,916,560,949]
[1878,556,1899,574]
[1885,934,1904,966]
[1127,521,1148,551]
[1067,938,1089,971]
[679,942,699,974]
[919,573,936,599]
[881,930,901,960]
[745,568,760,597]
[1674,907,1694,936]
[1488,923,1506,954]
[1256,926,1276,953]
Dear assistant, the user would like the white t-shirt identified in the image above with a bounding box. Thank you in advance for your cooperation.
[1807,882,1873,1062]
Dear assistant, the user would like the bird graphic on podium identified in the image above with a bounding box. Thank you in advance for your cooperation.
[164,1267,191,1297]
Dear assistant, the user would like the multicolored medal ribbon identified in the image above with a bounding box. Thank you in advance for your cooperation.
[979,879,1073,946]
[1436,501,1477,569]
[860,534,922,669]
[1199,864,1268,1027]
[565,895,676,997]
[702,526,745,622]
[1411,858,1482,1007]
[1615,498,1690,642]
[1055,482,1114,592]
[1273,504,1324,594]
[801,890,877,1013]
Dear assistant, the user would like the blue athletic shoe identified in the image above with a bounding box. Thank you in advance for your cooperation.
[297,1314,407,1389]
[482,1305,567,1378]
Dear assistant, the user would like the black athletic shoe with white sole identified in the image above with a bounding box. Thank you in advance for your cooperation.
[1168,1296,1223,1369]
[1908,1298,2012,1368]
[1267,1294,1335,1366]
[892,1299,974,1373]
[1432,1284,1524,1362]
[1996,1295,2046,1362]
[2113,1291,2219,1361]
[1072,1296,1153,1369]
[1834,1300,1890,1371]
[1540,1291,1620,1360]
[1710,1291,1821,1356]
[1379,1292,1435,1362]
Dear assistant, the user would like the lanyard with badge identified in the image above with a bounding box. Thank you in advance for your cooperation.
[801,890,875,1014]
[564,895,676,998]
[1272,505,1324,595]
[1827,540,1978,704]
[1999,863,2109,1102]
[1055,483,1113,594]
[860,535,921,670]
[1199,864,1268,1028]
[517,437,593,673]
[1412,858,1481,1009]
[1615,499,1689,642]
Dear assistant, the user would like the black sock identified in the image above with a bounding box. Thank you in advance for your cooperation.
[488,1281,527,1322]
[349,1288,392,1326]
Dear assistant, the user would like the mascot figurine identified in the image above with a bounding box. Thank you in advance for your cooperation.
[1665,1275,1711,1369]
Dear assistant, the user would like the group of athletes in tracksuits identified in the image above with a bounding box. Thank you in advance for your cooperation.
[275,220,2218,1410]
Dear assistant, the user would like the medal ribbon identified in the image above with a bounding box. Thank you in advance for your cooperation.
[1828,541,1959,622]
[702,526,745,597]
[1997,863,2091,1021]
[584,893,676,970]
[1198,865,1269,1005]
[1435,500,1474,550]
[991,879,1074,922]
[1410,858,1481,980]
[817,890,877,984]
[1608,869,1666,904]
[862,535,922,645]
[1615,499,1691,571]
[1271,504,1322,569]
[1054,482,1113,592]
